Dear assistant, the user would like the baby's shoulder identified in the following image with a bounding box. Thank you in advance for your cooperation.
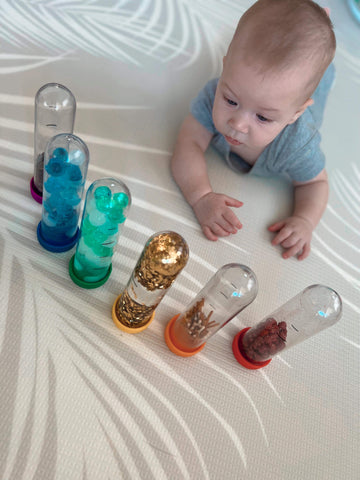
[265,112,321,168]
[279,111,319,150]
[200,78,219,101]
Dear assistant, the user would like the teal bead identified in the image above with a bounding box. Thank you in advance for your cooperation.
[95,186,112,199]
[99,219,118,235]
[113,192,129,209]
[82,216,96,235]
[92,244,113,257]
[94,186,112,213]
[108,207,126,224]
[88,209,107,227]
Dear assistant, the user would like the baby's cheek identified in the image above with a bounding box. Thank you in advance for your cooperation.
[212,106,221,128]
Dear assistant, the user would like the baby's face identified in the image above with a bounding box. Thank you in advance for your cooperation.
[212,55,312,159]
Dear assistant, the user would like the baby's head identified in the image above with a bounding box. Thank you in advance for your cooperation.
[229,0,335,99]
[212,0,336,158]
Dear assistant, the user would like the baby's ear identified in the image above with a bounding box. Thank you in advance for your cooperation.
[289,98,314,124]
[323,7,330,17]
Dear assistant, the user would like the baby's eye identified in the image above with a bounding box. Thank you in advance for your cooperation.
[257,114,269,122]
[225,97,237,106]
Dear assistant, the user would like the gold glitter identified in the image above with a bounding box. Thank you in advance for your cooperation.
[135,231,189,291]
[115,289,156,328]
[114,231,189,330]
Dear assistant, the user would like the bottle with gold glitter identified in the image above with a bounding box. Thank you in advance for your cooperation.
[112,231,189,333]
[165,264,258,357]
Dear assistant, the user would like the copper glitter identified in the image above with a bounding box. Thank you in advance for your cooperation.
[181,298,219,339]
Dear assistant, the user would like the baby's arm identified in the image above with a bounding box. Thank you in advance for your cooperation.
[268,169,329,260]
[171,114,243,241]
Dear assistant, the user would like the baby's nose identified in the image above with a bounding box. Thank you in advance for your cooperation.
[229,112,249,134]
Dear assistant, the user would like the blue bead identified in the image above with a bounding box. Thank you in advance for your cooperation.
[67,165,83,183]
[44,176,64,194]
[45,157,66,177]
[52,147,68,162]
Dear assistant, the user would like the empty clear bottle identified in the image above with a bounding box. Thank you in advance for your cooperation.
[112,231,189,333]
[69,178,131,288]
[165,264,258,356]
[30,83,76,203]
[232,284,342,369]
[37,133,89,252]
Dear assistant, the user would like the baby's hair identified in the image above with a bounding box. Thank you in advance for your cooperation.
[229,0,336,98]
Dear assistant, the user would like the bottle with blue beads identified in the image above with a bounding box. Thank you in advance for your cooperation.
[69,178,131,288]
[30,83,76,203]
[37,133,89,252]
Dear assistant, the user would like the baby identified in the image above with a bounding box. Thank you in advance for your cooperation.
[171,0,336,260]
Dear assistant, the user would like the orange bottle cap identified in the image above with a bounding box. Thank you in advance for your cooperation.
[165,314,206,357]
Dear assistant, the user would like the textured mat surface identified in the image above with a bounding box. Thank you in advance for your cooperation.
[0,1,359,479]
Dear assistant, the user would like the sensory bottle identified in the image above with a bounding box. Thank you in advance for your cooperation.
[112,231,189,333]
[30,83,76,203]
[347,0,360,23]
[69,178,131,288]
[232,284,342,369]
[37,133,89,252]
[165,264,258,356]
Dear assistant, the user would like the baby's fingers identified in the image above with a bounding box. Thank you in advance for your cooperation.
[203,222,232,241]
[270,226,293,246]
[223,209,242,231]
[268,221,285,233]
[282,240,303,259]
[224,196,243,208]
[202,226,219,242]
[297,243,311,261]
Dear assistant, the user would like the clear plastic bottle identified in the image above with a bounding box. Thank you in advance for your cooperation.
[232,284,342,369]
[112,231,189,333]
[37,133,89,252]
[165,264,258,356]
[30,83,76,203]
[69,178,131,288]
[347,0,360,24]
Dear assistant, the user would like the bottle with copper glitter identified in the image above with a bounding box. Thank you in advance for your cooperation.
[165,264,258,356]
[232,284,342,369]
[112,231,189,333]
[30,83,76,203]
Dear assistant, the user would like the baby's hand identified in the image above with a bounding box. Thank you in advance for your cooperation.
[268,215,313,260]
[192,192,243,241]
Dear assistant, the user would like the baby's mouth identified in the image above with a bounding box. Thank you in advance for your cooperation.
[225,135,242,146]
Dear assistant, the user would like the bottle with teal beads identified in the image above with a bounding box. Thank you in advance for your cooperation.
[69,178,131,288]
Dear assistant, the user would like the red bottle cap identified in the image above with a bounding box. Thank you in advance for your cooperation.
[232,328,272,369]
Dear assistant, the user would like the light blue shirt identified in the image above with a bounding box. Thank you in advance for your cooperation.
[190,64,335,182]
